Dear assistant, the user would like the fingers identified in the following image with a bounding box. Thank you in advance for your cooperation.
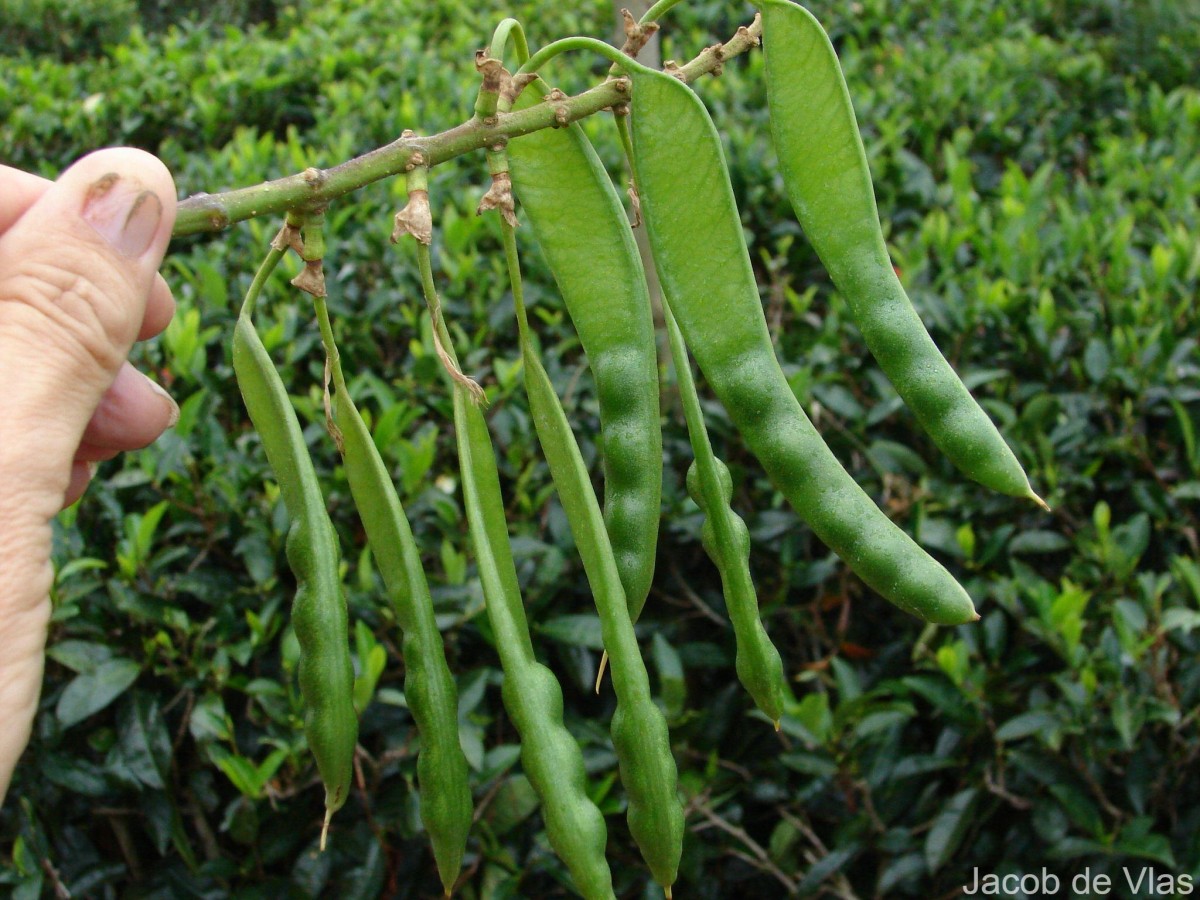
[0,150,178,526]
[66,360,180,507]
[2,164,177,343]
[62,461,95,509]
[141,273,176,340]
[0,165,49,233]
[67,359,180,505]
[79,361,180,453]
[0,149,177,483]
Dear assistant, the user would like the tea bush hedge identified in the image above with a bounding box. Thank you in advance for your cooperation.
[2,0,1198,897]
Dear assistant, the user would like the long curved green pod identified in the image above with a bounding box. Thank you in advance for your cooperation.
[507,80,662,623]
[663,298,786,726]
[758,0,1041,504]
[497,218,684,889]
[412,232,613,898]
[231,248,358,845]
[626,65,977,625]
[324,336,472,894]
[452,385,616,900]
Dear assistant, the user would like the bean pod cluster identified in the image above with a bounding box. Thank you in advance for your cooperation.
[224,3,1046,894]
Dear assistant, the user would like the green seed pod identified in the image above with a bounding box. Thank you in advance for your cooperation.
[625,63,978,625]
[326,335,472,894]
[508,78,662,623]
[411,227,615,899]
[231,248,358,848]
[758,0,1044,505]
[489,180,683,890]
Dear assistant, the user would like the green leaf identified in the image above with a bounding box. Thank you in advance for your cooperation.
[1111,691,1141,750]
[56,658,141,728]
[785,692,832,744]
[256,748,290,787]
[1045,837,1108,860]
[483,775,540,836]
[1009,530,1071,554]
[924,787,979,872]
[1170,555,1200,605]
[1083,337,1110,382]
[901,674,972,722]
[995,709,1058,742]
[535,614,605,650]
[767,817,800,865]
[45,640,113,674]
[829,656,861,701]
[878,853,925,894]
[210,746,263,798]
[353,644,387,714]
[1048,782,1103,835]
[1162,607,1200,634]
[652,633,686,721]
[352,621,386,713]
[779,751,838,778]
[866,439,929,477]
[340,839,386,900]
[135,500,171,566]
[797,843,859,894]
[1114,817,1176,866]
[188,692,232,743]
[118,693,172,790]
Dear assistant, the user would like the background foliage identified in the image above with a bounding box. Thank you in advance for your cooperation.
[2,0,1199,896]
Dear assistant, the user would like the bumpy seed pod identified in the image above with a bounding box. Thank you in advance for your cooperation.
[758,0,1045,506]
[231,247,358,850]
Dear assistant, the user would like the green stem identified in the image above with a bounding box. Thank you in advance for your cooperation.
[518,35,656,83]
[474,17,532,119]
[313,294,348,395]
[175,16,762,237]
[614,114,637,184]
[238,247,285,319]
[489,16,530,64]
[417,241,461,371]
[662,302,707,482]
[498,211,530,341]
[640,0,690,25]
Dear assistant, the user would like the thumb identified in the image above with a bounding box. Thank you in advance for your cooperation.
[0,151,175,801]
[0,148,176,476]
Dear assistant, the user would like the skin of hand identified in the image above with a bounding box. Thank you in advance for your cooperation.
[0,149,178,803]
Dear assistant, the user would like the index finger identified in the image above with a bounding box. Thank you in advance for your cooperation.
[0,165,52,233]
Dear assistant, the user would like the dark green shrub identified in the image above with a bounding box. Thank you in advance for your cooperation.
[2,0,1198,897]
[0,0,137,59]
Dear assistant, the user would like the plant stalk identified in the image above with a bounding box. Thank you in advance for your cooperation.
[172,15,762,237]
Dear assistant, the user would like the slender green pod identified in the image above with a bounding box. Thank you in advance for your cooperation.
[231,246,358,848]
[410,232,615,900]
[664,299,786,726]
[622,64,978,625]
[454,388,614,900]
[501,33,662,626]
[310,285,471,895]
[489,180,684,890]
[757,0,1044,506]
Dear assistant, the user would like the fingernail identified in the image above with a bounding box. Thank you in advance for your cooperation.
[81,173,164,258]
[146,377,180,428]
[85,461,98,480]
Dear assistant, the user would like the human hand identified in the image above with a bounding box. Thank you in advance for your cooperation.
[0,149,178,802]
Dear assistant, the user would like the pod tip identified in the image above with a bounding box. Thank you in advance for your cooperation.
[773,720,781,732]
[1029,489,1052,513]
[665,887,673,900]
[320,808,333,852]
[972,612,981,622]
[595,651,610,694]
